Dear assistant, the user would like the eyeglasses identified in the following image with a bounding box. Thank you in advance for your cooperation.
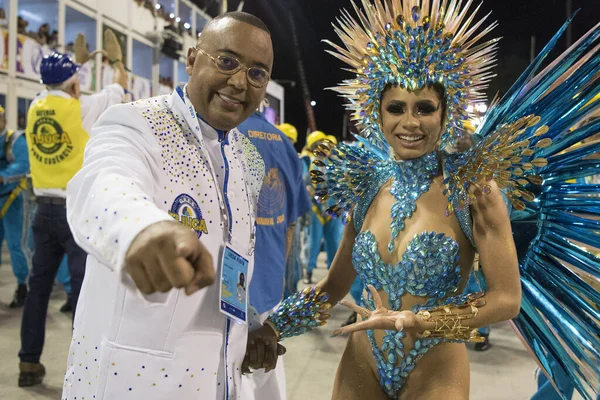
[196,47,270,88]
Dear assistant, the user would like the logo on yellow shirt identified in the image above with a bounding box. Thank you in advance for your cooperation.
[169,194,209,237]
[30,116,73,161]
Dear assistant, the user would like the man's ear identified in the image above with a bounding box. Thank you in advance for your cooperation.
[186,48,196,76]
[70,81,78,97]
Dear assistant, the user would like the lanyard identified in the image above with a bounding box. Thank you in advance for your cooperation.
[174,86,256,254]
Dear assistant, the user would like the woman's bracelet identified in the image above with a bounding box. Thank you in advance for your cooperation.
[417,292,487,342]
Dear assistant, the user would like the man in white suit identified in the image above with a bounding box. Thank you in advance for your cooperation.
[63,12,280,400]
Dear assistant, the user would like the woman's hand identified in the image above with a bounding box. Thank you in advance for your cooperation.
[331,285,421,336]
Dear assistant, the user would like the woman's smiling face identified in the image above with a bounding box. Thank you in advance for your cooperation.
[380,85,445,160]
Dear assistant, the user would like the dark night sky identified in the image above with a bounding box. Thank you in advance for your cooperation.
[194,0,599,147]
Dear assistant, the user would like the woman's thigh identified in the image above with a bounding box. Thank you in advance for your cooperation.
[332,334,388,400]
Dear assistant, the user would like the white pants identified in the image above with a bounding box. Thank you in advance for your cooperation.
[241,358,286,400]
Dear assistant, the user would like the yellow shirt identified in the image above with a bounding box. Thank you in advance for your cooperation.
[25,94,89,190]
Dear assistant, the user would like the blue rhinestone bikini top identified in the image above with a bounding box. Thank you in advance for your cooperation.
[351,151,468,398]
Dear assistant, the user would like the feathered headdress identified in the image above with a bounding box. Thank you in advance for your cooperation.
[325,0,499,150]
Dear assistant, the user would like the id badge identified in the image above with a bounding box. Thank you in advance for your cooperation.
[219,245,249,324]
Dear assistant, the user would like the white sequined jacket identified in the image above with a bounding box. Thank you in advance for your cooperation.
[64,86,264,400]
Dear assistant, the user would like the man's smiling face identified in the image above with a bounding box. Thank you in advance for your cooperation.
[186,18,273,131]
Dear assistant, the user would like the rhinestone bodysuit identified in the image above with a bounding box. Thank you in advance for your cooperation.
[352,152,464,398]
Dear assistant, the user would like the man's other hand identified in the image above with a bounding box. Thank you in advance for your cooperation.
[242,324,286,374]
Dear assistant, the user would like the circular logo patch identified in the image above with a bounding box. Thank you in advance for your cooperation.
[257,168,286,217]
[32,117,70,155]
[169,194,208,238]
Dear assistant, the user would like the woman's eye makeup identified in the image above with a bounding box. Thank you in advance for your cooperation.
[416,102,439,114]
[385,101,439,115]
[386,103,405,114]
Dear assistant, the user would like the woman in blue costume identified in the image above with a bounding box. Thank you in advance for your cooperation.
[260,1,600,399]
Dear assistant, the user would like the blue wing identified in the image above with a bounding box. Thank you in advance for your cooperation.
[471,15,600,400]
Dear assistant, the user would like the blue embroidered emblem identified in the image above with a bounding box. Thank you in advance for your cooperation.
[169,194,208,237]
